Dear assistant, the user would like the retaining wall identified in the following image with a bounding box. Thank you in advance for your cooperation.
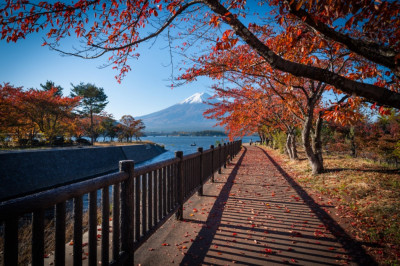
[0,144,165,201]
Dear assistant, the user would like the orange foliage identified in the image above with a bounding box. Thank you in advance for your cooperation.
[0,0,399,108]
[0,83,80,142]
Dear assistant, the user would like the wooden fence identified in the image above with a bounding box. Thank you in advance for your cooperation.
[0,140,242,266]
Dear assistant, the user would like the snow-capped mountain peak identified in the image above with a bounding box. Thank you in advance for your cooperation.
[137,92,222,132]
[180,92,212,104]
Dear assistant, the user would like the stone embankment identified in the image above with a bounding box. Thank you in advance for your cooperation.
[0,144,165,201]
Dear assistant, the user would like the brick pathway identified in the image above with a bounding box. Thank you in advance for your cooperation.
[134,145,376,265]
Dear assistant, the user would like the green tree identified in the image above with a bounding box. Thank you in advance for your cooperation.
[101,116,119,142]
[70,83,108,144]
[40,80,63,97]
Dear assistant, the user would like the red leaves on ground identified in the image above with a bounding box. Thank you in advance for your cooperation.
[265,248,274,254]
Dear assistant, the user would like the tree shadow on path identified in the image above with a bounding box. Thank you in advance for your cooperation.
[181,146,377,266]
[180,146,247,265]
[259,147,377,265]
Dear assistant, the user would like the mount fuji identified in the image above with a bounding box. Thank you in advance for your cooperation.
[137,92,223,133]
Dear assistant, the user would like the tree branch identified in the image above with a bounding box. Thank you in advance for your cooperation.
[92,0,203,52]
[287,1,399,77]
[202,0,400,109]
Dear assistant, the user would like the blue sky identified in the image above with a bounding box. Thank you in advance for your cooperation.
[0,0,268,120]
[0,30,214,119]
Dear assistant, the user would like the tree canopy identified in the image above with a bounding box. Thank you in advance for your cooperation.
[0,0,399,108]
[0,83,80,144]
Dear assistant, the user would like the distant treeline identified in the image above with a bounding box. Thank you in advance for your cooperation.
[146,130,227,137]
[0,82,145,148]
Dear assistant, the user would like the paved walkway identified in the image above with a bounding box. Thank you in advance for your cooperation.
[134,145,376,265]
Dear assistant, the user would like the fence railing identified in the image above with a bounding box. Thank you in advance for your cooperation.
[0,140,242,266]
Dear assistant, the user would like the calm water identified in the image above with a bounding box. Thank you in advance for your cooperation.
[81,136,258,209]
[137,135,258,166]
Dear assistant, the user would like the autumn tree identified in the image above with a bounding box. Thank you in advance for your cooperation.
[19,88,80,143]
[0,84,81,144]
[183,17,366,173]
[372,110,400,165]
[119,115,146,142]
[324,108,400,166]
[0,83,32,144]
[71,83,108,144]
[0,0,399,109]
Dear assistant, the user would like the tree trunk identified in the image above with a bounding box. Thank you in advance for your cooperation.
[286,133,293,159]
[349,126,357,157]
[302,113,324,174]
[286,130,298,160]
[90,109,94,145]
[258,131,264,144]
[312,112,324,167]
[290,130,298,160]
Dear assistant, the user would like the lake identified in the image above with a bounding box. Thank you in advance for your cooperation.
[85,136,258,209]
[137,135,257,166]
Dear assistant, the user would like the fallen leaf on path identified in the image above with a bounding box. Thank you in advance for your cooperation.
[265,248,273,254]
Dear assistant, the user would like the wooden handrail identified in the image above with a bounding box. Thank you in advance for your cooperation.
[0,171,128,218]
[0,140,242,265]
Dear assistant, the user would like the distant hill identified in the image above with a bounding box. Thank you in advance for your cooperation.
[137,92,223,133]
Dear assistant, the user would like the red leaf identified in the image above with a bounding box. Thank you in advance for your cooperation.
[265,248,273,254]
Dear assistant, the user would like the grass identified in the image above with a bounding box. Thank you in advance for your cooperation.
[262,146,400,265]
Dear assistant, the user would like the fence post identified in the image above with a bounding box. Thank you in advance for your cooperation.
[228,142,230,161]
[197,147,204,196]
[119,160,135,266]
[218,144,222,174]
[234,141,237,156]
[175,151,184,220]
[229,142,233,160]
[4,217,18,266]
[210,145,215,183]
[32,209,44,266]
[223,143,227,168]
